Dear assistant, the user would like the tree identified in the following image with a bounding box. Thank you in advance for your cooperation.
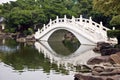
[93,0,120,44]
[0,0,94,36]
[93,0,120,27]
[93,0,120,15]
[110,15,120,29]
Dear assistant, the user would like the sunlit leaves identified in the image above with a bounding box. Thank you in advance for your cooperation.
[110,15,120,29]
[93,0,120,15]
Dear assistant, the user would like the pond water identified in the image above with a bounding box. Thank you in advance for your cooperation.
[0,31,100,80]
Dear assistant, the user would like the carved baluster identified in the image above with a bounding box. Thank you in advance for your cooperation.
[80,15,82,22]
[72,16,75,22]
[100,21,103,30]
[38,28,40,32]
[89,17,92,23]
[56,16,59,23]
[64,15,67,22]
[49,19,52,27]
[89,16,93,31]
[112,27,115,30]
[43,24,45,31]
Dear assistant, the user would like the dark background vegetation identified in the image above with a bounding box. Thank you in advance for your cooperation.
[0,0,120,41]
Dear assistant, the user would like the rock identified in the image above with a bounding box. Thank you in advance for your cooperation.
[26,35,36,42]
[16,34,36,42]
[93,42,113,53]
[92,71,100,76]
[100,48,120,56]
[113,64,120,67]
[93,42,120,56]
[74,73,120,80]
[87,56,111,65]
[0,33,12,38]
[99,68,120,76]
[110,52,120,64]
[91,65,120,76]
[16,37,26,42]
[74,74,103,80]
[92,66,104,73]
[102,63,113,67]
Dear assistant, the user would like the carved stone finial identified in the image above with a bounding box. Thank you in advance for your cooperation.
[64,15,66,19]
[80,15,82,22]
[100,21,103,26]
[89,17,92,21]
[112,27,115,30]
[72,16,75,22]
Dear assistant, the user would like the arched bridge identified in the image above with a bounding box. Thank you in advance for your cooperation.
[34,15,115,45]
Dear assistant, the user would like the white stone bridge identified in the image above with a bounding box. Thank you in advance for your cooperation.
[34,15,116,45]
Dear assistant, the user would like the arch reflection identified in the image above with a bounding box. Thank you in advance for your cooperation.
[48,29,80,56]
[35,41,99,70]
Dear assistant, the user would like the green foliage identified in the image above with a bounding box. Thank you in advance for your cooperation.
[1,0,112,35]
[5,39,18,48]
[93,0,120,15]
[107,30,120,44]
[110,15,120,29]
[62,39,80,52]
[107,30,120,38]
[93,0,120,29]
[28,28,34,34]
[0,40,69,74]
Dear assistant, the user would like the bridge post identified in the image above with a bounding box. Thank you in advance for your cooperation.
[100,21,103,30]
[89,17,92,27]
[100,21,106,38]
[49,19,52,27]
[43,24,46,30]
[56,16,59,23]
[80,15,82,22]
[72,16,75,22]
[38,28,40,33]
[64,15,67,22]
[112,27,115,30]
[89,17,92,23]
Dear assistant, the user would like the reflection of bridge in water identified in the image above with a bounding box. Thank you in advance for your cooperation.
[35,41,100,70]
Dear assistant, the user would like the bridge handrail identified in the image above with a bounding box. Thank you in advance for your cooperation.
[34,15,110,43]
[75,18,110,31]
[39,15,109,34]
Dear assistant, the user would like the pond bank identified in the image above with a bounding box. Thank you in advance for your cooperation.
[74,42,120,80]
[0,32,36,42]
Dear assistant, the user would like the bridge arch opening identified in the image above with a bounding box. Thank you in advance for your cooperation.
[48,29,80,56]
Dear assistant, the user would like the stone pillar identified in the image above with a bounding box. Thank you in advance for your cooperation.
[89,17,92,28]
[2,24,5,30]
[43,24,45,31]
[56,16,59,23]
[100,21,106,39]
[64,15,67,22]
[112,27,115,30]
[72,16,75,22]
[89,17,92,23]
[37,28,41,33]
[49,19,52,27]
[100,21,103,30]
[80,15,82,22]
